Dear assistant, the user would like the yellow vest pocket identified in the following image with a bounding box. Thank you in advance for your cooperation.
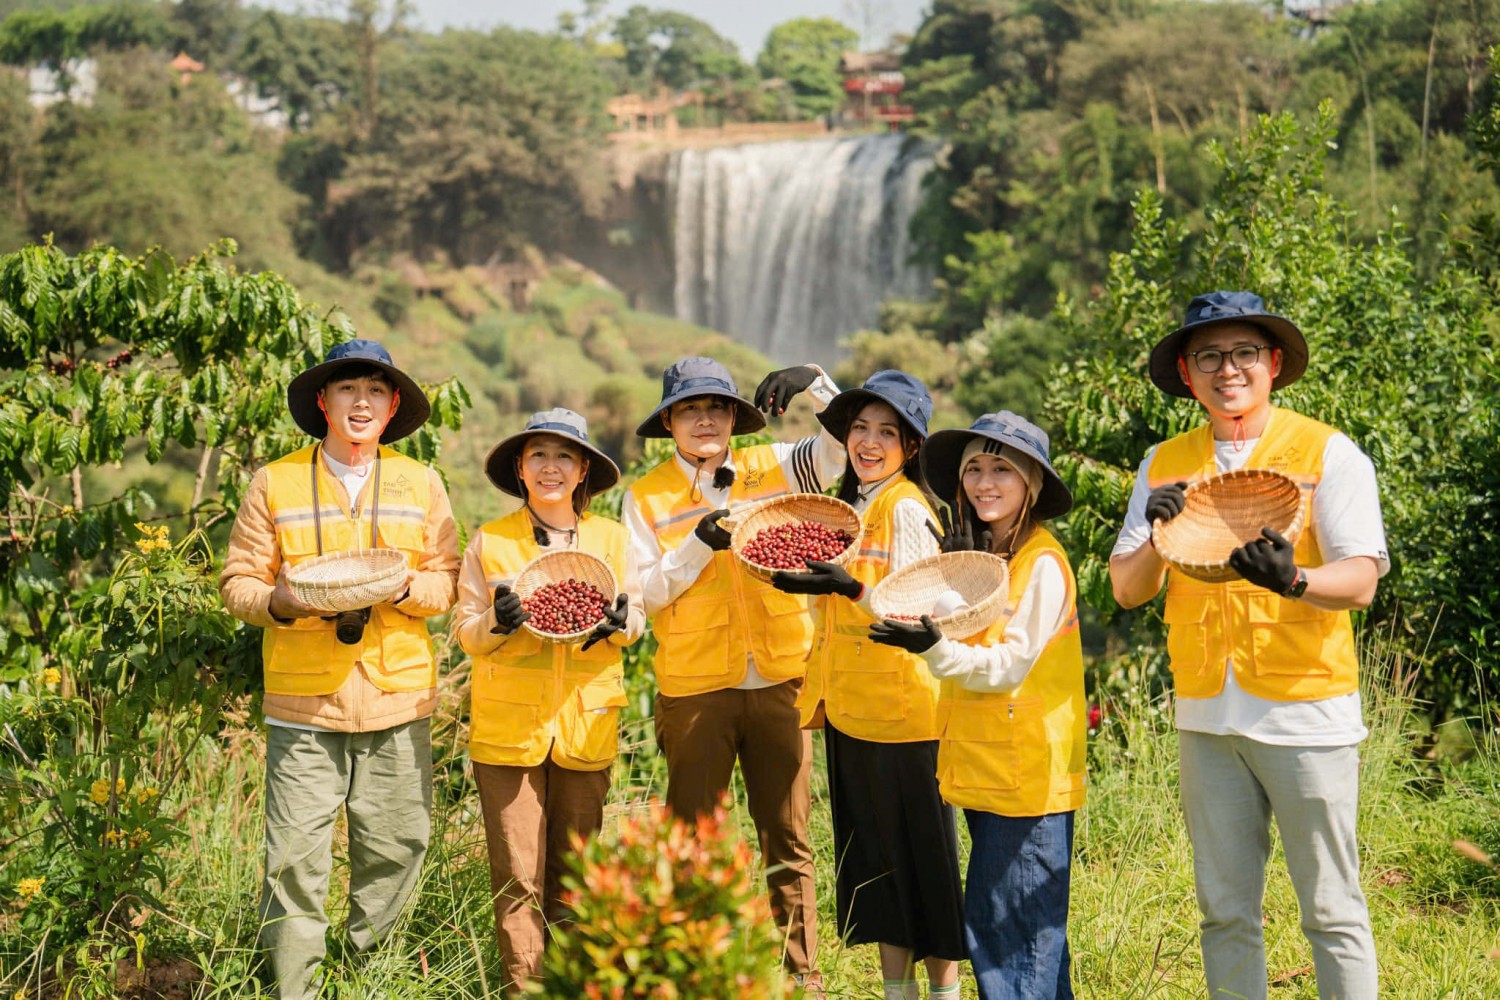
[1247,594,1335,677]
[659,599,733,676]
[471,672,548,750]
[555,675,627,769]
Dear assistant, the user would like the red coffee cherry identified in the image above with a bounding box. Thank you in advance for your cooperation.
[522,578,608,635]
[742,521,854,571]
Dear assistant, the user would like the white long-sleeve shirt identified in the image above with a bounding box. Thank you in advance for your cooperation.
[621,369,846,689]
[919,552,1071,693]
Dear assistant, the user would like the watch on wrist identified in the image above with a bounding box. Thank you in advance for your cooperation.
[1283,567,1309,600]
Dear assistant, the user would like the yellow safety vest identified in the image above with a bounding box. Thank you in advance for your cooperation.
[936,528,1086,817]
[629,444,815,697]
[262,444,435,697]
[1148,408,1359,701]
[799,477,941,742]
[469,510,630,771]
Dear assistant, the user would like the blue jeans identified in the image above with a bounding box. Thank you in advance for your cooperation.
[963,809,1075,1000]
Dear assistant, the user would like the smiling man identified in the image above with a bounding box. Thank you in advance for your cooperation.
[219,340,459,999]
[1109,292,1389,1000]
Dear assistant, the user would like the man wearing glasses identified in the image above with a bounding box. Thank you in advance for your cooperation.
[1108,291,1388,999]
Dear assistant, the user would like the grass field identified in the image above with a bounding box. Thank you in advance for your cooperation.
[5,648,1500,998]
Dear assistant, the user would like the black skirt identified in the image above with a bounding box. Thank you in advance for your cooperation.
[824,724,966,961]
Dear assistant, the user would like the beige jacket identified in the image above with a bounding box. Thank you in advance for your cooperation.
[219,457,460,732]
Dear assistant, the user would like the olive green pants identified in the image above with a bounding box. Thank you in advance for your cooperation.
[258,719,433,1000]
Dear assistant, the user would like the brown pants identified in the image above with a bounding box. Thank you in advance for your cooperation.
[653,680,818,974]
[472,758,611,993]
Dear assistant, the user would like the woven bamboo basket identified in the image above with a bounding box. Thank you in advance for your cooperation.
[513,549,619,644]
[286,548,408,613]
[1152,469,1306,583]
[725,493,862,583]
[869,551,1011,640]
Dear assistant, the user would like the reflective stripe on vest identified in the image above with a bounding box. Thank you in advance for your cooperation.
[1148,408,1358,701]
[469,510,630,771]
[262,444,434,697]
[629,444,814,697]
[936,527,1085,816]
[799,477,941,742]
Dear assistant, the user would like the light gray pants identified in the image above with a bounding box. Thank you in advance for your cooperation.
[259,719,433,1000]
[1178,732,1377,1000]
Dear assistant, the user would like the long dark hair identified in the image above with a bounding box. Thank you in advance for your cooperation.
[835,423,935,507]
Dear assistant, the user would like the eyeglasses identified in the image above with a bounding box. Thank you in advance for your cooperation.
[1187,345,1271,374]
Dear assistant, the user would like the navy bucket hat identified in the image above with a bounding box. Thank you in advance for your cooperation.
[1148,291,1308,398]
[923,411,1073,521]
[486,408,621,498]
[816,370,932,442]
[287,339,431,443]
[635,356,767,439]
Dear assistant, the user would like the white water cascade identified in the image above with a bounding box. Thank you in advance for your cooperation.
[668,134,935,364]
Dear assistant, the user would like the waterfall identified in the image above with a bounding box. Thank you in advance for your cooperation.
[668,134,935,364]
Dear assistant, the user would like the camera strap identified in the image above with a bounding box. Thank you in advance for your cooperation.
[309,442,382,556]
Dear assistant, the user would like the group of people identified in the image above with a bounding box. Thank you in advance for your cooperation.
[219,289,1389,1000]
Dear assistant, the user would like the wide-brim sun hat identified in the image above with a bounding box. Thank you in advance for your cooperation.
[816,369,932,442]
[287,338,432,443]
[486,408,621,498]
[636,356,767,438]
[1148,290,1308,399]
[922,410,1073,521]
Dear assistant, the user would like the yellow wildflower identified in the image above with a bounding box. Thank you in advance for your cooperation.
[102,829,125,846]
[89,777,125,805]
[16,988,30,1000]
[60,504,74,516]
[132,786,159,806]
[42,667,61,685]
[15,876,44,900]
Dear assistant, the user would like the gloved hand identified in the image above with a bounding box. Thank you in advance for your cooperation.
[869,615,943,653]
[1228,528,1300,594]
[926,507,993,554]
[754,365,819,415]
[1146,481,1188,524]
[490,584,530,636]
[694,508,733,551]
[581,594,630,652]
[770,560,862,600]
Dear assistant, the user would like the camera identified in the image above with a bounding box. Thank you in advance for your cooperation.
[333,606,372,645]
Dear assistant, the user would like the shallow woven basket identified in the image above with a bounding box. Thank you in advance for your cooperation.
[725,493,863,583]
[869,551,1011,640]
[1152,469,1306,584]
[285,548,408,613]
[513,549,619,644]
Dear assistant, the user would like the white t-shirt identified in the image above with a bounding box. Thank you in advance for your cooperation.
[1113,421,1390,746]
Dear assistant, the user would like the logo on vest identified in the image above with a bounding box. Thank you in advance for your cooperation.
[742,467,765,490]
[381,474,412,500]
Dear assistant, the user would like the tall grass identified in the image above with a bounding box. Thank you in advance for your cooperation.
[6,635,1500,997]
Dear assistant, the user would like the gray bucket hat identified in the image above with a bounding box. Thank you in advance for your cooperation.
[486,408,621,498]
[1149,291,1308,398]
[922,410,1073,520]
[816,370,932,442]
[635,356,767,438]
[287,338,431,443]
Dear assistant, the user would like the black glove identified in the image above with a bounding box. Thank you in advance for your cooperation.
[1228,527,1299,594]
[869,615,943,654]
[753,365,819,415]
[490,584,530,636]
[1146,482,1188,524]
[694,508,733,551]
[581,594,629,652]
[770,560,862,600]
[926,507,992,554]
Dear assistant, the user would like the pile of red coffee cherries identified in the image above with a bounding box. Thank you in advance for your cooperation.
[523,579,608,635]
[741,521,855,570]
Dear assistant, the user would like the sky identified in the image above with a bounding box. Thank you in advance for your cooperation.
[262,0,933,59]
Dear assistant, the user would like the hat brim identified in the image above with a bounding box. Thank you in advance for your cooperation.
[816,387,929,443]
[635,391,766,439]
[922,428,1073,521]
[485,430,621,498]
[287,357,432,443]
[1148,314,1308,398]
